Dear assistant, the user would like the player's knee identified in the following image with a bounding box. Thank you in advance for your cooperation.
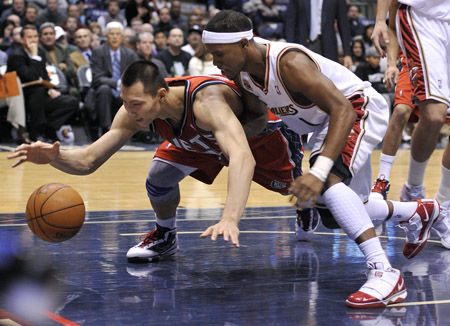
[145,177,176,201]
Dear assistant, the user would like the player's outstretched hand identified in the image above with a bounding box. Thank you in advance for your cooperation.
[371,21,389,58]
[7,141,61,168]
[289,174,323,209]
[200,220,240,247]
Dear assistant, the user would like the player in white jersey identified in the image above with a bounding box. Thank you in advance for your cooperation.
[202,10,446,308]
[372,0,450,206]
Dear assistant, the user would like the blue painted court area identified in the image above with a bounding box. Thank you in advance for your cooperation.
[1,206,450,325]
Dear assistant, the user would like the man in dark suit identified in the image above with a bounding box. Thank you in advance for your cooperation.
[88,21,139,135]
[7,24,79,142]
[285,0,352,69]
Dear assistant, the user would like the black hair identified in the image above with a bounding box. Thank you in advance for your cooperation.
[121,61,168,96]
[204,10,252,33]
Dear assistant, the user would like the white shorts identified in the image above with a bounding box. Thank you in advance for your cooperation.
[311,87,389,200]
[396,4,450,107]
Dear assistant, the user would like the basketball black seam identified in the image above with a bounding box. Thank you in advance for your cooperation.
[39,203,85,229]
[39,185,69,218]
[32,184,45,222]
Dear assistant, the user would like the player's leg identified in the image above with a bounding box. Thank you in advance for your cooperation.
[400,100,447,201]
[434,140,450,249]
[371,103,413,200]
[127,159,195,263]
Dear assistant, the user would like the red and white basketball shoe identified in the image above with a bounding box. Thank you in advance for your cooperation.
[399,199,440,259]
[346,262,407,308]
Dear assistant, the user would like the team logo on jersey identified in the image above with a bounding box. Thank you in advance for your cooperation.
[271,180,287,190]
[270,104,298,116]
[274,86,281,95]
[242,79,253,91]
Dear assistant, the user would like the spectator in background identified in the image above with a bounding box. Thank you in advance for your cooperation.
[362,23,375,52]
[61,16,80,45]
[187,14,201,29]
[355,46,393,108]
[181,24,202,56]
[39,22,78,96]
[153,29,167,55]
[170,0,188,37]
[5,25,22,55]
[36,0,67,26]
[97,0,127,32]
[150,0,170,15]
[285,0,353,69]
[253,0,284,40]
[7,24,79,142]
[0,20,14,52]
[70,27,92,70]
[22,5,39,28]
[90,33,101,49]
[89,21,106,43]
[0,48,30,144]
[76,0,92,26]
[0,0,26,25]
[136,32,169,77]
[156,27,191,77]
[130,17,143,34]
[123,27,137,51]
[141,23,154,34]
[125,0,152,25]
[188,42,221,76]
[347,4,365,38]
[350,38,365,72]
[63,5,86,30]
[6,14,21,27]
[87,22,139,136]
[152,7,173,36]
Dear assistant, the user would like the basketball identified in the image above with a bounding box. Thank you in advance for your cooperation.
[26,183,85,243]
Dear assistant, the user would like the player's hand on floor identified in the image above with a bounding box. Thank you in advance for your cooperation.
[200,220,240,247]
[7,141,61,168]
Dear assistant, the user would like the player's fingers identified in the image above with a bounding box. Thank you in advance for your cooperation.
[200,227,213,238]
[230,233,239,248]
[11,157,27,168]
[7,150,25,159]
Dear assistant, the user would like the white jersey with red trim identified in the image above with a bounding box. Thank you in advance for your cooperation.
[399,0,450,21]
[238,38,370,135]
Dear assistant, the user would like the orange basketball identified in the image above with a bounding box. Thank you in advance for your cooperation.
[26,183,85,242]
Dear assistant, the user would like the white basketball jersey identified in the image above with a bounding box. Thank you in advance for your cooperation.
[399,0,450,21]
[238,38,368,135]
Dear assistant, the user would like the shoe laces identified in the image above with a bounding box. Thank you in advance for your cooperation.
[139,229,161,245]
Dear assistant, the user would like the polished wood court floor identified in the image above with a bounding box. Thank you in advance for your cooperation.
[1,144,450,325]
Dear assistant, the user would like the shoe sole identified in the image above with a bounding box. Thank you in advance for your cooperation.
[346,289,407,308]
[403,202,440,259]
[127,246,178,264]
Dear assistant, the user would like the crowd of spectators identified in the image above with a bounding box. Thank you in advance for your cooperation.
[0,0,387,145]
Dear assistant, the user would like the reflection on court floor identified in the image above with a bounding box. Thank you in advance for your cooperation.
[1,206,450,325]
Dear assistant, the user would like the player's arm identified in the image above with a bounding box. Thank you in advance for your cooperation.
[279,51,356,207]
[384,0,400,91]
[371,0,392,57]
[8,107,139,174]
[234,79,269,138]
[195,84,256,247]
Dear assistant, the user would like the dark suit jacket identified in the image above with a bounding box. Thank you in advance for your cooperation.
[285,0,352,62]
[90,43,139,90]
[7,46,50,84]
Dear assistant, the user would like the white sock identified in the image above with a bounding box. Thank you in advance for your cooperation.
[364,199,390,227]
[407,154,429,186]
[378,153,396,180]
[436,164,450,203]
[156,216,177,229]
[322,183,374,240]
[391,201,419,223]
[359,237,391,269]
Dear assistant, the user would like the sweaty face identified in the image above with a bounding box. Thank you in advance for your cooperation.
[121,82,159,128]
[206,42,246,80]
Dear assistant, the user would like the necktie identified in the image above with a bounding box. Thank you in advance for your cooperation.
[111,51,120,98]
[84,51,91,62]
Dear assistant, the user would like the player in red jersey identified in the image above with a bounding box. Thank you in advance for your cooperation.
[8,61,304,262]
